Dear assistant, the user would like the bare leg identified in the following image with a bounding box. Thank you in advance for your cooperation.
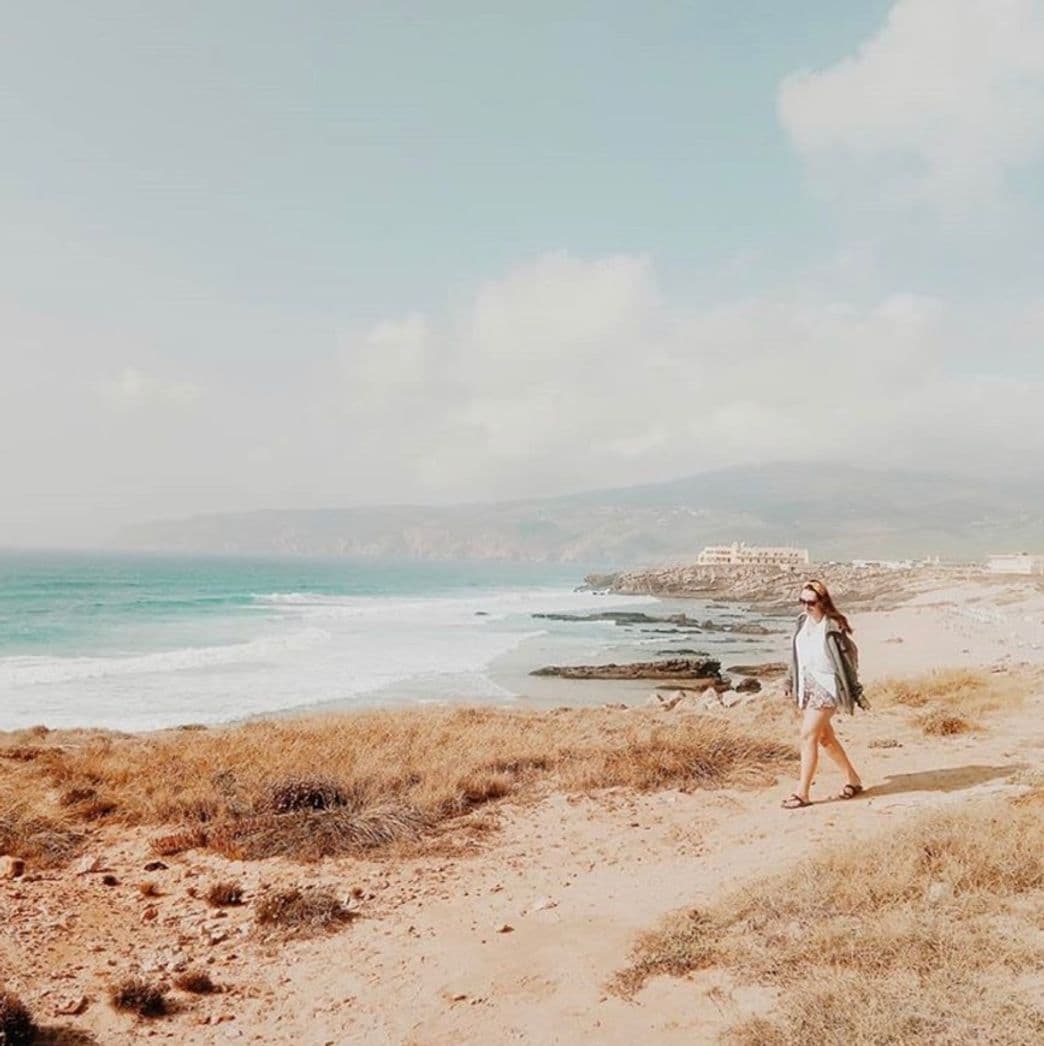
[794,707,833,802]
[819,719,862,789]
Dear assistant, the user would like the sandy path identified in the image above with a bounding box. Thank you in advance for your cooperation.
[4,582,1044,1044]
[298,696,1041,1045]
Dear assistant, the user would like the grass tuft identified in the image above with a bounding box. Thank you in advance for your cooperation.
[108,978,169,1018]
[0,806,84,867]
[173,970,218,995]
[0,989,37,1046]
[255,887,356,935]
[917,709,975,736]
[150,826,208,857]
[266,775,350,814]
[206,880,244,907]
[208,806,430,862]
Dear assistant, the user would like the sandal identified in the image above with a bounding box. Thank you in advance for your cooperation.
[834,783,864,800]
[781,794,811,809]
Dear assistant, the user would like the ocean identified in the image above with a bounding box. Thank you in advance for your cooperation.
[0,552,781,732]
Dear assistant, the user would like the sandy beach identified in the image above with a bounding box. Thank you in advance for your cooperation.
[2,571,1043,1044]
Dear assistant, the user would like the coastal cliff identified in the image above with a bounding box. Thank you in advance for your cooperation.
[588,562,989,609]
[114,463,1044,563]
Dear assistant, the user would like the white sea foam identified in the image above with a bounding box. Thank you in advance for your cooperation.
[0,586,657,732]
[0,628,332,687]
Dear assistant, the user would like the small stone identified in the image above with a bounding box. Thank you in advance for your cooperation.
[0,856,26,879]
[144,861,169,872]
[529,897,557,913]
[75,855,107,875]
[141,906,158,923]
[55,995,89,1017]
[495,923,514,934]
[101,874,119,887]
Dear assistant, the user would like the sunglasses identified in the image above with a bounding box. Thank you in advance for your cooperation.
[799,597,819,606]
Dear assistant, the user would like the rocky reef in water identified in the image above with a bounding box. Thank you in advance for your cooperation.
[531,657,724,684]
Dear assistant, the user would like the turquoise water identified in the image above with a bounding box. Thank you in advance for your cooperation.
[0,551,587,658]
[0,551,653,731]
[0,552,781,732]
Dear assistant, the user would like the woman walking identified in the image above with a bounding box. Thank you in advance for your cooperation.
[782,579,868,809]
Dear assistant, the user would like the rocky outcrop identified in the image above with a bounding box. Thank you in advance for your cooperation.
[531,657,723,683]
[726,661,788,677]
[588,563,980,610]
[531,610,781,634]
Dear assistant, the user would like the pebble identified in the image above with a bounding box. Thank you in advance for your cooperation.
[54,995,89,1017]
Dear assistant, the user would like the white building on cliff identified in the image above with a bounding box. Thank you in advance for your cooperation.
[697,542,810,567]
[987,552,1044,575]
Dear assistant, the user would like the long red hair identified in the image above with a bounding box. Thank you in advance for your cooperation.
[803,578,852,634]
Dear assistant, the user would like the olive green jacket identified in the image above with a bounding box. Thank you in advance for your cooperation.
[786,613,868,715]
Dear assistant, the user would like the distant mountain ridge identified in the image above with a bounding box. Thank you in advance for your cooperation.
[115,463,1044,566]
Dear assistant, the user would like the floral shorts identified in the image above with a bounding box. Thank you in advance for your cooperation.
[802,676,838,710]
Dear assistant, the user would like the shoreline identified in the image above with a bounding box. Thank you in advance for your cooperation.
[6,565,1044,735]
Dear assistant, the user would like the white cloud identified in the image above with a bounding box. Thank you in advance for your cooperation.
[332,252,1028,500]
[98,368,202,408]
[4,250,1040,545]
[779,0,1044,209]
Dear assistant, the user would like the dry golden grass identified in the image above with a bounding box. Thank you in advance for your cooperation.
[0,707,793,865]
[0,989,37,1046]
[615,798,1044,1043]
[255,886,356,936]
[917,708,975,736]
[869,666,1043,737]
[726,968,1044,1046]
[0,797,84,867]
[873,666,1033,712]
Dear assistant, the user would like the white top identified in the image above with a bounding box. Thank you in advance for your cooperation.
[795,614,837,698]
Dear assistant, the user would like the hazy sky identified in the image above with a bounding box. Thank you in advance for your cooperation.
[4,1,1044,545]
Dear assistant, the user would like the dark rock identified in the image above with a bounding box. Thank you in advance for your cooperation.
[533,611,700,627]
[729,621,775,635]
[735,678,762,693]
[725,661,788,677]
[531,658,722,681]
